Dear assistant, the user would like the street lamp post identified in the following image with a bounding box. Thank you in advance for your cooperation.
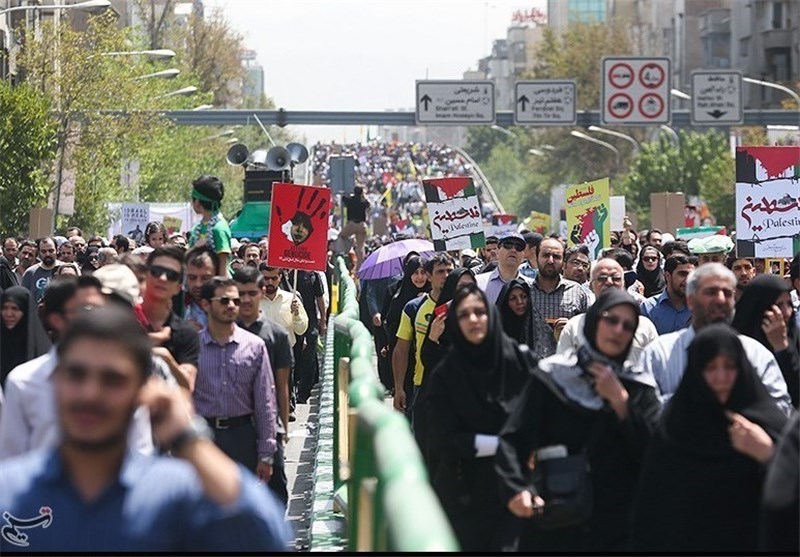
[490,125,521,152]
[743,76,800,107]
[101,49,176,60]
[570,130,621,175]
[158,85,198,99]
[587,125,641,155]
[1,0,111,50]
[134,68,180,80]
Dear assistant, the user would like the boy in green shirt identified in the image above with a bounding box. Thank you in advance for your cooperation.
[188,175,232,276]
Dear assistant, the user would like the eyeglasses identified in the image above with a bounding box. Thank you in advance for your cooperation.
[642,256,659,263]
[500,241,524,252]
[211,296,241,306]
[149,264,182,283]
[568,259,590,269]
[593,274,623,284]
[600,311,637,333]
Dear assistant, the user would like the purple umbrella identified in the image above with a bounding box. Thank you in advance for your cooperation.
[357,238,435,280]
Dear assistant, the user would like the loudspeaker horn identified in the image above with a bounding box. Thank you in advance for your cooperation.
[226,143,249,166]
[286,142,309,164]
[266,146,291,171]
[249,149,268,167]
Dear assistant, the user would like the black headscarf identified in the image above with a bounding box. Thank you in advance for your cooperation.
[732,273,800,407]
[582,288,640,365]
[732,273,798,350]
[0,286,51,387]
[631,324,790,552]
[664,323,788,454]
[635,246,666,298]
[0,255,19,291]
[383,255,429,340]
[444,283,527,412]
[496,278,555,360]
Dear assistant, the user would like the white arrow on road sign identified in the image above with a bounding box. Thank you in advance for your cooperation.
[415,80,495,125]
[514,80,577,125]
[691,70,744,125]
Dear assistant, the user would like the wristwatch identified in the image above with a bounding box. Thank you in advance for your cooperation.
[161,415,214,455]
[260,455,275,465]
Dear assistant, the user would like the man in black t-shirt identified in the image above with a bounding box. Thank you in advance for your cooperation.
[289,269,327,403]
[338,186,370,270]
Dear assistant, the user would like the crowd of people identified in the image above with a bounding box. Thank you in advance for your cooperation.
[0,175,331,551]
[356,222,799,552]
[0,146,799,552]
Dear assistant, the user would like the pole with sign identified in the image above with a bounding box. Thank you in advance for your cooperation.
[690,70,743,126]
[601,57,671,125]
[415,81,495,125]
[514,80,577,125]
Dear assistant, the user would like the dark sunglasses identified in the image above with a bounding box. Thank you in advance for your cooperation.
[642,256,659,262]
[500,241,524,252]
[149,264,182,282]
[211,296,241,306]
[600,311,637,333]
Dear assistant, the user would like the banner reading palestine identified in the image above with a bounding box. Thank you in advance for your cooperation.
[267,183,331,272]
[735,146,800,258]
[423,176,486,251]
[565,177,610,260]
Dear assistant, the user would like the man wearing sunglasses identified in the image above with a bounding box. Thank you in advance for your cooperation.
[557,257,658,364]
[476,232,534,304]
[134,246,199,392]
[195,277,279,484]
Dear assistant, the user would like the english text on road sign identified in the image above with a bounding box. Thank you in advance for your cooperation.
[514,80,577,125]
[601,57,671,125]
[416,81,495,125]
[690,71,744,125]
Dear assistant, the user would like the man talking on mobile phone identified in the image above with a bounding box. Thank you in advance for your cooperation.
[0,305,290,552]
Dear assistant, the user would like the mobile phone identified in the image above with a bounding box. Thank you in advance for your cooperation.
[434,301,451,319]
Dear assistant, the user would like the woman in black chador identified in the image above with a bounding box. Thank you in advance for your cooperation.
[630,324,790,552]
[496,289,660,552]
[426,283,531,551]
[496,277,556,360]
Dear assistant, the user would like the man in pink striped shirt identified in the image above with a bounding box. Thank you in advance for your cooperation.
[193,277,278,483]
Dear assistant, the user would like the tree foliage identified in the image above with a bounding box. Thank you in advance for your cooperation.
[619,130,732,227]
[0,81,56,237]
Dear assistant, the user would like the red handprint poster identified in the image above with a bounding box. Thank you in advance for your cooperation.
[566,177,610,260]
[267,183,331,271]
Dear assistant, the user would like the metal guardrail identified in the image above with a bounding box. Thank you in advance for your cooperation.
[322,255,459,552]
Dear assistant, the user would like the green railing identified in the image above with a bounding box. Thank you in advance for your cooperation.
[322,255,459,552]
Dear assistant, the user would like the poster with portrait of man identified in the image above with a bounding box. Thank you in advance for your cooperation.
[267,183,331,271]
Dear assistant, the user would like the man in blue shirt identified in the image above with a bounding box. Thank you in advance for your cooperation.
[0,305,290,552]
[640,254,697,335]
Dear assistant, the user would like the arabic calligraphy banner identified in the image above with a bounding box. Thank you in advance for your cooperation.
[565,177,610,260]
[267,183,331,271]
[423,176,485,251]
[735,146,800,258]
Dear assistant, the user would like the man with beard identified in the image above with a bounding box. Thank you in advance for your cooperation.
[528,236,589,340]
[637,263,793,414]
[233,266,293,506]
[195,277,278,483]
[259,267,308,349]
[640,254,697,335]
[0,276,153,458]
[728,256,756,302]
[557,257,658,364]
[184,246,218,332]
[13,241,37,283]
[476,233,533,304]
[22,237,59,303]
[0,305,290,551]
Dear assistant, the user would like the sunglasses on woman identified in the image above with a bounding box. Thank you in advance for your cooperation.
[600,311,637,333]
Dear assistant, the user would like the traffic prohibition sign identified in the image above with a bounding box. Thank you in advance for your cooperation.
[607,92,634,119]
[639,63,665,89]
[639,93,664,119]
[608,63,634,89]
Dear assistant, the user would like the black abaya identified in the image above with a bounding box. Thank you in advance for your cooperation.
[0,286,51,387]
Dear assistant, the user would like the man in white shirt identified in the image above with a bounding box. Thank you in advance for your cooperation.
[259,266,308,347]
[637,263,793,415]
[476,233,533,304]
[0,276,153,459]
[558,257,658,364]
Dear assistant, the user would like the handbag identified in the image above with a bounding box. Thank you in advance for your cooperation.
[527,365,606,530]
[530,450,593,529]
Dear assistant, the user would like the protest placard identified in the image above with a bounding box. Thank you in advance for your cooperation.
[268,183,331,271]
[423,176,485,251]
[565,177,610,259]
[121,203,150,244]
[735,146,800,258]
